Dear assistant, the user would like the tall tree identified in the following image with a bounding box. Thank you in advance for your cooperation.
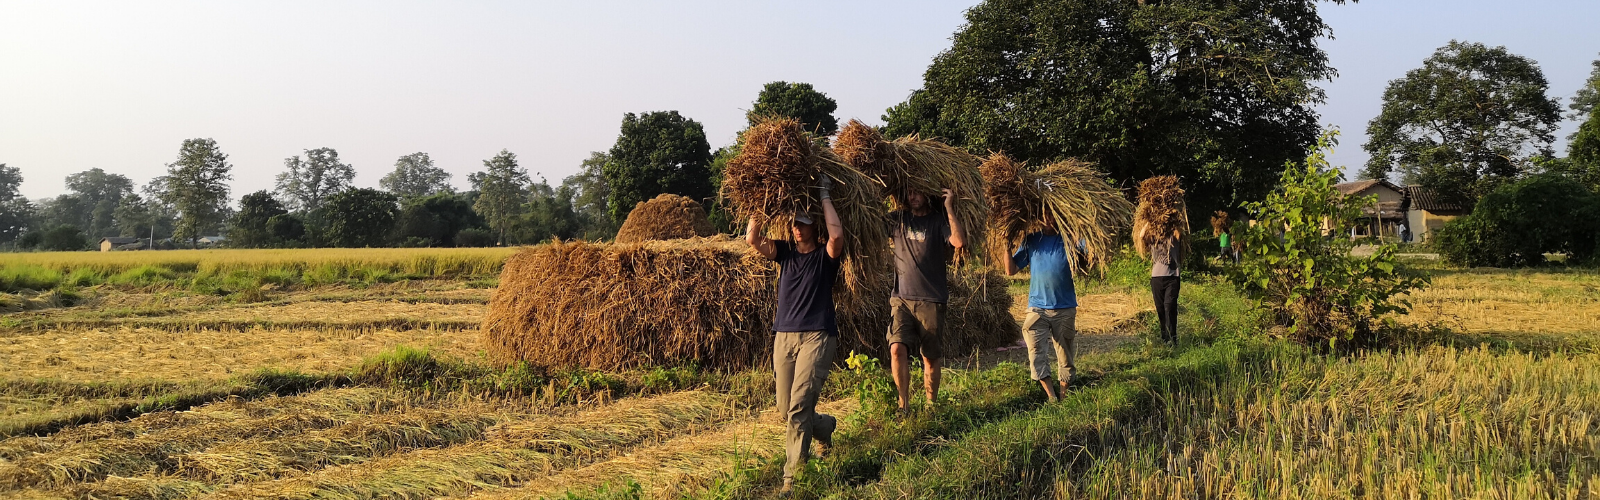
[112,193,163,244]
[748,81,840,136]
[603,111,713,223]
[0,164,33,245]
[229,191,290,248]
[392,193,484,247]
[275,148,355,213]
[560,151,616,239]
[884,0,1346,213]
[469,150,530,245]
[318,188,398,248]
[379,152,454,199]
[1553,56,1600,192]
[162,138,234,248]
[1363,41,1562,205]
[64,168,134,237]
[1570,55,1600,123]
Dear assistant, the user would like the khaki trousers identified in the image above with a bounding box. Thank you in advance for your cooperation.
[773,330,837,480]
[1021,307,1076,382]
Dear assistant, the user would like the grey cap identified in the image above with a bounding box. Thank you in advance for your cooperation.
[793,213,815,225]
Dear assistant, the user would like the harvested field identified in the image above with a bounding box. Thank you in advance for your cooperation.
[0,326,477,382]
[1400,267,1600,341]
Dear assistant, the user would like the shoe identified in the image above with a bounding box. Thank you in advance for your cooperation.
[778,478,795,496]
[815,415,835,458]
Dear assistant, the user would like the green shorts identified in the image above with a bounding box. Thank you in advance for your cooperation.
[886,297,946,360]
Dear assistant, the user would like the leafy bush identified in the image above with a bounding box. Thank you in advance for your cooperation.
[1228,134,1428,347]
[454,228,496,247]
[41,225,88,251]
[1434,174,1600,267]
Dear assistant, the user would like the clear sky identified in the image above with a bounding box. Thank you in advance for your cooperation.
[3,1,1598,201]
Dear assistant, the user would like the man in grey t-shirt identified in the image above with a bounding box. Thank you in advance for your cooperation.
[887,187,966,413]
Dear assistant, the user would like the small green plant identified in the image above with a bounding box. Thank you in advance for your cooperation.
[843,351,894,413]
[1228,132,1428,347]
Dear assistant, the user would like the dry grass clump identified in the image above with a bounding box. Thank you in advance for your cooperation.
[835,125,989,264]
[1065,346,1600,498]
[614,194,716,243]
[833,119,891,181]
[722,116,888,293]
[981,153,1135,274]
[1210,210,1231,236]
[482,239,1018,370]
[1133,175,1190,257]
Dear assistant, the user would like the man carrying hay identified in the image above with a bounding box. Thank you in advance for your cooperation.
[746,177,844,493]
[1135,176,1188,346]
[1003,214,1078,402]
[887,186,967,413]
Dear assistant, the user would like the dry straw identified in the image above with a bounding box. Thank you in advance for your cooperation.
[1133,175,1190,258]
[833,120,990,264]
[614,193,716,243]
[981,153,1135,274]
[721,116,888,294]
[481,239,1017,371]
[1210,210,1231,236]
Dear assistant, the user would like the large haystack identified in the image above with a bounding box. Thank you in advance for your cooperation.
[482,239,1018,371]
[982,153,1135,274]
[722,116,889,294]
[614,194,716,243]
[1134,175,1190,257]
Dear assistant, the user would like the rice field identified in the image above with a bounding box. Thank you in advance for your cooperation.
[0,247,1596,498]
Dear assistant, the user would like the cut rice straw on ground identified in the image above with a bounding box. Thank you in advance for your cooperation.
[981,153,1134,274]
[722,116,888,293]
[1134,175,1190,258]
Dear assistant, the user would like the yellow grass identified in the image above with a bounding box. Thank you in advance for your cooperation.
[0,247,517,276]
[1402,267,1600,340]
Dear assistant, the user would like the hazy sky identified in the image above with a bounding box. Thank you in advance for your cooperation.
[3,1,1598,202]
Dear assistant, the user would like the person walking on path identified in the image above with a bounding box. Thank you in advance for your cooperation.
[1218,229,1231,262]
[1139,223,1182,345]
[1004,215,1077,402]
[887,187,966,414]
[746,177,845,494]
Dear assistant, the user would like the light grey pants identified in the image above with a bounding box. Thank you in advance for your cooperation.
[774,330,838,479]
[1021,307,1077,382]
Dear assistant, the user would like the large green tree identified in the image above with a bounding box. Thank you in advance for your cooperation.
[275,147,355,213]
[228,191,289,248]
[884,0,1347,213]
[603,111,713,223]
[1363,41,1562,206]
[162,138,234,248]
[392,193,484,247]
[379,152,454,200]
[748,81,840,136]
[318,188,398,248]
[560,151,617,239]
[1551,55,1600,192]
[0,164,34,245]
[469,150,530,245]
[63,168,134,237]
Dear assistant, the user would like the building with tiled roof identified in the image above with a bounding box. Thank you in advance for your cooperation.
[1400,185,1469,243]
[1334,179,1406,239]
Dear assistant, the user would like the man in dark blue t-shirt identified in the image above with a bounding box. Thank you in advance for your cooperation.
[747,177,845,494]
[1004,216,1078,402]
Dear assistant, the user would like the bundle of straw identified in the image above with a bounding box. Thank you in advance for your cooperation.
[1210,210,1231,236]
[614,193,716,243]
[832,127,989,264]
[981,153,1135,274]
[832,119,891,182]
[722,116,889,293]
[1133,175,1190,257]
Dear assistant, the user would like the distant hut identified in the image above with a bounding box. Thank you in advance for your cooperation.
[1401,185,1468,243]
[1334,180,1405,239]
[99,237,143,252]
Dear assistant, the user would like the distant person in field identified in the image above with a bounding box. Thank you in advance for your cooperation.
[1138,223,1182,346]
[1004,213,1077,402]
[746,176,843,494]
[887,186,966,413]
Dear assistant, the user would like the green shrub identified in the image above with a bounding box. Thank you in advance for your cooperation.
[0,265,64,292]
[1434,174,1600,267]
[109,265,180,286]
[1228,133,1428,347]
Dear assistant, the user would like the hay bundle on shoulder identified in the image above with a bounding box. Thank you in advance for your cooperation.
[833,122,990,264]
[1133,175,1190,257]
[614,193,716,243]
[1210,210,1231,236]
[722,116,889,293]
[981,152,1135,274]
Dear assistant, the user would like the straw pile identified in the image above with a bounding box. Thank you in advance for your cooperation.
[721,116,889,293]
[981,153,1135,274]
[1210,210,1231,236]
[481,239,1018,371]
[614,193,716,243]
[1134,175,1190,257]
[833,121,989,264]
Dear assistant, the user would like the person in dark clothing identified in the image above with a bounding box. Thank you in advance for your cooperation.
[747,177,845,495]
[887,187,966,413]
[1140,222,1182,345]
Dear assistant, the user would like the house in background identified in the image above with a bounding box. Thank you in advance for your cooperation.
[1333,180,1406,238]
[1401,185,1468,243]
[99,237,144,252]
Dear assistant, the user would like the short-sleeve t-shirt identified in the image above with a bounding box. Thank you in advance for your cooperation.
[888,210,953,303]
[773,240,840,334]
[1151,237,1181,277]
[1011,232,1078,309]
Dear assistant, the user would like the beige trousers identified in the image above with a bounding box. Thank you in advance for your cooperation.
[773,330,837,480]
[1021,307,1077,382]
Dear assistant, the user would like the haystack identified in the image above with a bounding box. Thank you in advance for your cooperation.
[721,116,889,294]
[1134,175,1190,257]
[614,194,716,243]
[833,121,989,264]
[482,239,1018,371]
[981,153,1135,274]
